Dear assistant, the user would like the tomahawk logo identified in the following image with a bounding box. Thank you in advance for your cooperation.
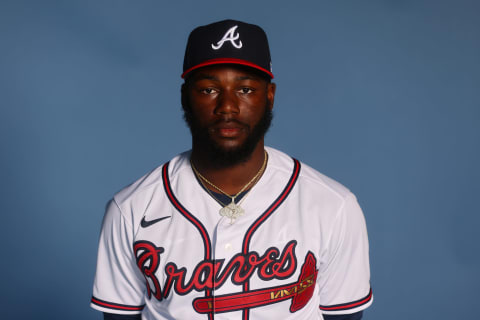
[211,25,243,50]
[134,240,318,314]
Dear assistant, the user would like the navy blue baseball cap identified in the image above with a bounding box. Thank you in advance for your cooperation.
[182,19,273,79]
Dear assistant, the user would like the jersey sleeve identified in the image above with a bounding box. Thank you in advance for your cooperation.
[91,199,146,315]
[318,193,373,315]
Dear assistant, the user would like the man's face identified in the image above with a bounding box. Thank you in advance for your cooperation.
[182,65,276,167]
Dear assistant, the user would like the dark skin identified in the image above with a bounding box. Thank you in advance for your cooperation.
[105,67,364,320]
[181,65,276,195]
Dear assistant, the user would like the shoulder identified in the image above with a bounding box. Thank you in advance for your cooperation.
[109,151,191,222]
[114,151,190,202]
[266,146,354,204]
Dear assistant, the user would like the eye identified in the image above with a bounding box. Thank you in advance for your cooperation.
[238,87,254,94]
[200,88,217,95]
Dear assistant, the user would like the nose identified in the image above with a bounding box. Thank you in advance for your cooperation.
[215,89,239,115]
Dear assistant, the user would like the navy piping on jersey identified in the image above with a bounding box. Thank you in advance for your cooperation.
[91,296,144,312]
[319,288,373,312]
[241,158,301,320]
[162,163,214,320]
[162,158,300,319]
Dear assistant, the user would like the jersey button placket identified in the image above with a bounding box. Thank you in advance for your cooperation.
[213,222,241,303]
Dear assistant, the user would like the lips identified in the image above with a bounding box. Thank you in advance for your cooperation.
[217,127,242,137]
[209,120,246,138]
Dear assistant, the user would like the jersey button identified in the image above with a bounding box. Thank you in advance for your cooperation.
[225,243,232,251]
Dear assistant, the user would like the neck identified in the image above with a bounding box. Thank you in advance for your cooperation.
[190,141,266,195]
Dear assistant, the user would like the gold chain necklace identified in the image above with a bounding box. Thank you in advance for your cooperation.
[191,150,268,224]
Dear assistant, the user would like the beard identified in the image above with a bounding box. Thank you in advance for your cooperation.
[183,103,273,168]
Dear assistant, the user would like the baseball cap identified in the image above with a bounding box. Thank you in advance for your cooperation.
[182,19,273,79]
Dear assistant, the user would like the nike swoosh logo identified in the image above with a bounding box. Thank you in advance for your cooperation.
[140,216,171,228]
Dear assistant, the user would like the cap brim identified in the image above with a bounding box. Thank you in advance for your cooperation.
[181,58,274,79]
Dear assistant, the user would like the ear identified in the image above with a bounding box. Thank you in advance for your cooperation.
[267,82,276,111]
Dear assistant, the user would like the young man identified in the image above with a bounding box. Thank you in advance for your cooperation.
[91,19,372,320]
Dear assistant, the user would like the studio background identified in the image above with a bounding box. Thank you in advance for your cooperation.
[1,1,479,319]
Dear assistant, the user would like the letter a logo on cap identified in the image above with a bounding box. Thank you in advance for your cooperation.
[211,25,243,50]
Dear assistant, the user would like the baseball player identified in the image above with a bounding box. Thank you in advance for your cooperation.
[91,19,373,320]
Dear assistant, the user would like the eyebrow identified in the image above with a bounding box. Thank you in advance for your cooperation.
[236,75,261,81]
[192,74,218,81]
[190,74,262,83]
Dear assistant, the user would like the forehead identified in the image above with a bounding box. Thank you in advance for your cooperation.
[185,64,269,84]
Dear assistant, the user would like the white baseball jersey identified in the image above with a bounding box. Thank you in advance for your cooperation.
[91,147,372,319]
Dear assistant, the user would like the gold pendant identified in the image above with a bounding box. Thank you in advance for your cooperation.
[219,199,245,224]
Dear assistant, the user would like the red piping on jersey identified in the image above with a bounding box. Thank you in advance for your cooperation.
[162,162,214,320]
[91,296,144,311]
[319,288,373,311]
[241,158,301,320]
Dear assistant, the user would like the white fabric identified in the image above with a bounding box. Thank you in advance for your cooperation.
[91,147,372,319]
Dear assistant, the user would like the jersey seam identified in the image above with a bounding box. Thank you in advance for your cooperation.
[112,197,136,257]
[270,159,348,205]
[112,197,133,228]
[114,175,164,207]
[113,155,184,209]
[321,194,349,274]
[298,172,347,203]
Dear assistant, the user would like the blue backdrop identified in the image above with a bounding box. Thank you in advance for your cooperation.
[1,1,479,319]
